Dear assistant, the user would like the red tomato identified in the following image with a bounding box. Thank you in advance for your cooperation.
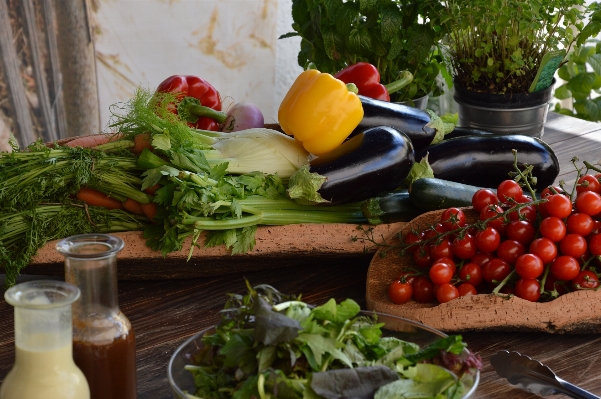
[480,205,506,231]
[515,253,544,279]
[497,180,523,203]
[496,239,526,265]
[436,283,460,303]
[429,263,454,285]
[388,280,414,304]
[566,213,594,236]
[457,283,478,297]
[559,234,587,258]
[576,191,601,216]
[550,255,581,281]
[434,257,457,273]
[470,252,494,267]
[413,276,435,303]
[429,238,453,260]
[539,216,567,242]
[458,262,483,287]
[475,227,501,253]
[482,258,512,284]
[576,174,601,194]
[544,274,568,296]
[506,220,536,245]
[452,234,477,260]
[508,205,537,223]
[545,194,573,219]
[589,233,601,256]
[403,231,423,253]
[571,270,600,290]
[515,279,541,302]
[529,238,558,264]
[472,189,499,212]
[440,207,467,231]
[413,247,432,268]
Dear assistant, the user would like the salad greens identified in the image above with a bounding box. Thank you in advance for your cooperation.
[182,283,481,399]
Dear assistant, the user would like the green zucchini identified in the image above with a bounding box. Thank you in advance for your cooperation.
[409,178,487,211]
[361,190,424,224]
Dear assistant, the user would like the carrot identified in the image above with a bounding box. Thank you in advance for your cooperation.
[132,133,153,154]
[122,198,145,215]
[66,133,122,148]
[76,187,123,210]
[140,202,158,223]
[143,184,161,195]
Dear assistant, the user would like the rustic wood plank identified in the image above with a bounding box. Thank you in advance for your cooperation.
[41,0,67,139]
[21,0,57,142]
[0,0,36,147]
[543,111,601,145]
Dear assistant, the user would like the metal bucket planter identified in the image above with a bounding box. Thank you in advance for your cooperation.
[398,93,429,110]
[453,81,555,138]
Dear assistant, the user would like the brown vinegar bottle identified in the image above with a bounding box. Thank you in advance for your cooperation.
[57,234,137,399]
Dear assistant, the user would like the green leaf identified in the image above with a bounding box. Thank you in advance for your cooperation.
[375,364,457,399]
[296,332,353,369]
[311,366,399,399]
[219,332,257,375]
[311,298,361,323]
[151,134,172,151]
[348,27,373,56]
[404,156,434,187]
[380,3,402,43]
[359,0,378,14]
[567,72,597,95]
[553,83,572,100]
[406,25,435,66]
[253,297,302,346]
[286,165,328,205]
[588,53,601,76]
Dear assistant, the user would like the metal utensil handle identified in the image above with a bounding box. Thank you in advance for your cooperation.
[557,377,601,399]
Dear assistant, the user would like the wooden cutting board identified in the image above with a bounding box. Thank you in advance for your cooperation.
[26,222,405,280]
[366,209,601,334]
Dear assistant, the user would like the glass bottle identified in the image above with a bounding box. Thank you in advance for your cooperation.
[0,280,89,399]
[56,234,137,399]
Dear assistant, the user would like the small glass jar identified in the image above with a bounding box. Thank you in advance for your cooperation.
[0,280,89,399]
[56,234,137,399]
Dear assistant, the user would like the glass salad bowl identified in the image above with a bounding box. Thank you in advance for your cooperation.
[167,311,480,399]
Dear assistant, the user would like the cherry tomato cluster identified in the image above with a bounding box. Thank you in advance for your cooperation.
[388,175,601,305]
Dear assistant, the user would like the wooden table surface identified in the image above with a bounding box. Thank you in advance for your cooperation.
[1,112,601,398]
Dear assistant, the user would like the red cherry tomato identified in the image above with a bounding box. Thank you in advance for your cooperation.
[403,231,423,253]
[529,238,558,264]
[434,257,457,273]
[396,271,418,285]
[472,189,499,212]
[429,263,454,285]
[475,227,501,253]
[440,207,467,231]
[457,283,478,297]
[545,194,573,219]
[550,255,581,281]
[566,213,594,236]
[571,270,600,290]
[559,234,588,258]
[506,220,536,245]
[576,174,601,194]
[515,253,544,279]
[497,180,523,203]
[388,280,414,304]
[458,263,483,287]
[413,276,435,303]
[496,239,526,265]
[576,191,601,216]
[482,258,512,284]
[589,233,601,256]
[452,234,477,260]
[480,205,506,231]
[515,279,541,302]
[539,216,567,242]
[508,205,537,223]
[470,252,494,267]
[436,283,460,303]
[413,247,432,268]
[429,238,453,260]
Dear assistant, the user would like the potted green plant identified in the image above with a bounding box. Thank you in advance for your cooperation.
[427,0,595,137]
[279,0,446,107]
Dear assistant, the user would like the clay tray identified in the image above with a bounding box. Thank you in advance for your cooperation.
[27,222,405,280]
[366,208,601,334]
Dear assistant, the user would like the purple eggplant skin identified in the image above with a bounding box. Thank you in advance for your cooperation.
[310,126,415,205]
[351,95,436,152]
[416,135,559,191]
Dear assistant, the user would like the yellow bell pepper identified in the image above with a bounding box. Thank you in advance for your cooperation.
[278,69,364,156]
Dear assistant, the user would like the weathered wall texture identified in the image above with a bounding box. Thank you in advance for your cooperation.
[90,0,303,130]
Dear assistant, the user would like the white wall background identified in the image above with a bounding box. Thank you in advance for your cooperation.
[90,0,303,130]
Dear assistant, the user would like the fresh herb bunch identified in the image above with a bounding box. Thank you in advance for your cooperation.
[280,0,446,102]
[554,2,601,121]
[427,0,588,95]
[183,282,481,399]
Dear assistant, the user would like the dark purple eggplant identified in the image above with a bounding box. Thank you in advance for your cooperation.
[351,95,436,152]
[443,126,496,140]
[416,135,559,191]
[287,126,415,205]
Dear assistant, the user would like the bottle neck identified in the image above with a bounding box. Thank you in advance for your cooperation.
[65,254,120,315]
